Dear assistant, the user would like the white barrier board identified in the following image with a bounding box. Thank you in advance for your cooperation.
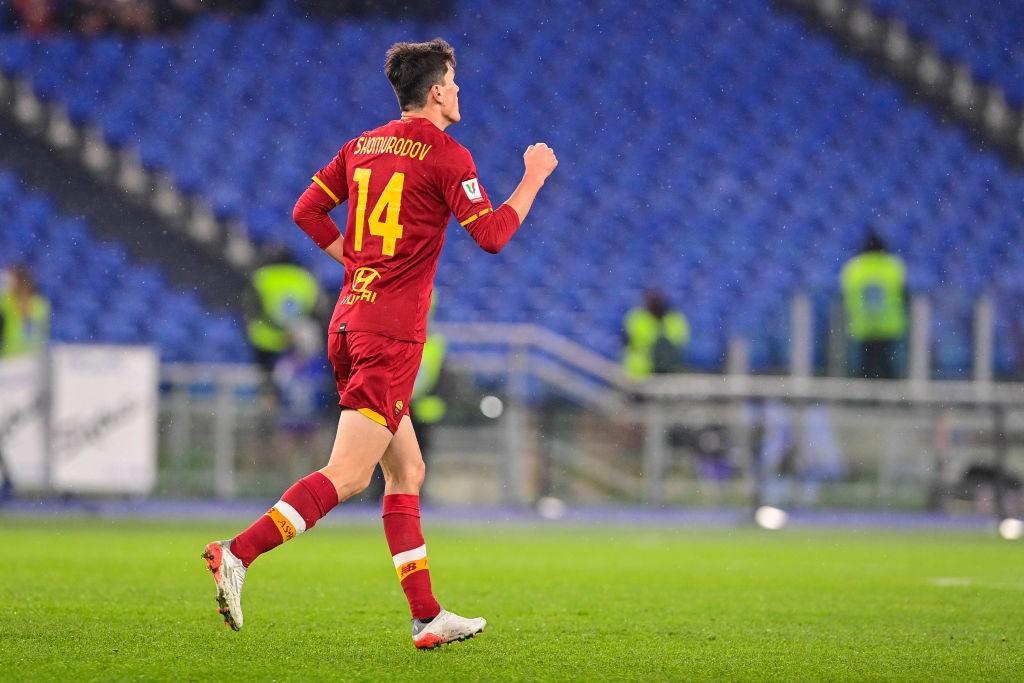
[0,353,47,488]
[49,345,158,495]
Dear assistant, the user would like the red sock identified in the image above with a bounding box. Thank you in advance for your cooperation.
[382,494,441,620]
[230,472,339,567]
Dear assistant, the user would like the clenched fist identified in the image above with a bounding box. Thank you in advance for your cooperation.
[523,143,558,184]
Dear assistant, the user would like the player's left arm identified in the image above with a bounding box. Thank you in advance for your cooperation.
[293,147,350,264]
[441,145,557,254]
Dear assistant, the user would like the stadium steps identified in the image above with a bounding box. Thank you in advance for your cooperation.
[0,78,248,312]
[777,0,1024,166]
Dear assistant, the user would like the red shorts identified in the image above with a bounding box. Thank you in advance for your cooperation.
[327,330,423,433]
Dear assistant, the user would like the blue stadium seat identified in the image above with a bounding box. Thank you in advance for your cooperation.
[0,167,248,362]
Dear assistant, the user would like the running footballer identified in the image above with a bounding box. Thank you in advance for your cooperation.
[202,39,558,649]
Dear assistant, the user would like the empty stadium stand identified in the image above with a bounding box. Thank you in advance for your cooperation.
[0,167,248,362]
[2,0,1022,375]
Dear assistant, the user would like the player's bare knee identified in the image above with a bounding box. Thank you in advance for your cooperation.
[409,459,426,488]
[320,465,374,501]
[385,459,425,490]
[347,471,375,499]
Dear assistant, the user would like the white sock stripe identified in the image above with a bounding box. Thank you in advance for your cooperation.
[273,500,307,534]
[392,544,427,567]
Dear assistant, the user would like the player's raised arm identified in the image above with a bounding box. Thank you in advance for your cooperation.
[502,143,558,223]
[466,143,557,253]
[445,143,558,254]
[292,149,349,263]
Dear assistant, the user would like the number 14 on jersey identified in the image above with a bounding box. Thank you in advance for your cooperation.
[352,168,405,257]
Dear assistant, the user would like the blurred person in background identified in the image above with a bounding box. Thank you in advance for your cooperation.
[243,247,325,388]
[8,0,205,35]
[8,0,60,33]
[752,400,846,509]
[0,264,50,501]
[840,231,907,379]
[409,298,447,458]
[0,264,51,358]
[622,289,690,379]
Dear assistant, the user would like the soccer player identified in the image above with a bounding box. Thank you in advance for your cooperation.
[202,38,557,649]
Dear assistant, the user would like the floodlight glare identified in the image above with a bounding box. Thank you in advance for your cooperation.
[997,518,1023,540]
[536,496,567,520]
[755,505,788,530]
[480,395,504,419]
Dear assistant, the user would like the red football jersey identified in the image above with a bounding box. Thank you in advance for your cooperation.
[312,117,497,343]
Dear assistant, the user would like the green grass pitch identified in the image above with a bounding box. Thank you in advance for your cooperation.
[1,518,1022,681]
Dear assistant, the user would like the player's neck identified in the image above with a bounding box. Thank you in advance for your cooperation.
[400,109,451,131]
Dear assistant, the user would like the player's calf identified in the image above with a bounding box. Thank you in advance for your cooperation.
[229,471,339,567]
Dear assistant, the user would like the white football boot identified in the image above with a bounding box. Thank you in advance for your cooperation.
[411,609,486,649]
[201,540,246,631]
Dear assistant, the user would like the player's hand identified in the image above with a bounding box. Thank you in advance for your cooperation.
[523,143,558,183]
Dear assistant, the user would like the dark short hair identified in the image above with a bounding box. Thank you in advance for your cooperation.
[9,264,35,291]
[384,38,456,111]
[864,230,887,253]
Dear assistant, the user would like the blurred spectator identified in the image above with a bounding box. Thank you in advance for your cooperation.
[0,265,51,358]
[9,0,60,34]
[9,0,205,35]
[410,294,447,452]
[299,0,452,20]
[244,247,325,381]
[622,290,689,379]
[270,318,328,431]
[752,400,846,508]
[840,231,907,379]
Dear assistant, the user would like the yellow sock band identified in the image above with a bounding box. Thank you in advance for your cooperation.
[392,544,429,581]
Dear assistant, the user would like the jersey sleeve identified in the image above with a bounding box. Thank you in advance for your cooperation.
[311,146,350,206]
[436,145,494,228]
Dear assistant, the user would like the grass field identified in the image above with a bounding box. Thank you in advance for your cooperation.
[1,518,1022,681]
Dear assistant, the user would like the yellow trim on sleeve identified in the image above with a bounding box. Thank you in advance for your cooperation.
[312,175,341,205]
[459,207,492,227]
[357,407,388,427]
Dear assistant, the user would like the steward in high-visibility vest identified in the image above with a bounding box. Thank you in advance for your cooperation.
[0,266,50,358]
[622,291,690,379]
[411,293,447,425]
[411,333,447,425]
[245,257,321,370]
[840,232,907,379]
[840,236,907,343]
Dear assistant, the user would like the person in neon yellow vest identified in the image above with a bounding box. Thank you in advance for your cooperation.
[0,265,50,359]
[622,290,690,379]
[0,265,49,501]
[840,231,907,379]
[244,249,324,376]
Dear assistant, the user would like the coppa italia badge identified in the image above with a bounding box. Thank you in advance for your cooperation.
[461,177,483,202]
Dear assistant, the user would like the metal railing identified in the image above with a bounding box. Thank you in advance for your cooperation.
[158,315,1024,520]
